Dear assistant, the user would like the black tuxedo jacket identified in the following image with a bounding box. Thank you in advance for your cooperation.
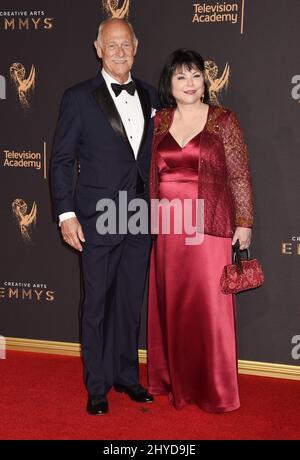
[50,72,159,245]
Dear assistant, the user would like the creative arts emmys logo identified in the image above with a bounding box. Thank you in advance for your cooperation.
[291,75,300,104]
[10,63,36,109]
[281,236,300,256]
[0,281,55,302]
[0,10,54,30]
[205,60,230,105]
[12,198,37,242]
[102,0,130,18]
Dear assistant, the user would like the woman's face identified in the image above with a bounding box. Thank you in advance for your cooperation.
[171,65,205,106]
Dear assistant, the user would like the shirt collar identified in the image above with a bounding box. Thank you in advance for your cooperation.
[101,68,132,86]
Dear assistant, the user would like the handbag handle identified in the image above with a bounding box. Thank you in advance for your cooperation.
[232,240,250,273]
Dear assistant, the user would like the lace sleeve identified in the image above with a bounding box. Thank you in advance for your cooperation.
[223,111,254,228]
[150,110,172,200]
[149,113,161,200]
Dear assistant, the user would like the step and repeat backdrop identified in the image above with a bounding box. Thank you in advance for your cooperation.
[0,0,299,366]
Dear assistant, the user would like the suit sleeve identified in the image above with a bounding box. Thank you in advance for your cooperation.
[50,89,81,220]
[223,111,254,228]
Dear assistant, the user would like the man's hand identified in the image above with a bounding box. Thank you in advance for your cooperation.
[60,217,85,252]
[232,227,252,250]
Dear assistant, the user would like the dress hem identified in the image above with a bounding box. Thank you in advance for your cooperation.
[149,388,240,414]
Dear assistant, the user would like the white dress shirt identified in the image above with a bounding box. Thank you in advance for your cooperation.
[102,69,144,157]
[59,69,145,224]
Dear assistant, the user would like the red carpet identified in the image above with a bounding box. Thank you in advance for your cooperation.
[0,351,299,440]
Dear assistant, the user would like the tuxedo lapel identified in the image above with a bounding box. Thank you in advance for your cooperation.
[92,81,134,158]
[135,80,151,160]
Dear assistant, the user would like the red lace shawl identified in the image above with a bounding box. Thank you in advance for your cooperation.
[149,106,254,238]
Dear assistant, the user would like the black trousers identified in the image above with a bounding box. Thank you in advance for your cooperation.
[80,232,152,396]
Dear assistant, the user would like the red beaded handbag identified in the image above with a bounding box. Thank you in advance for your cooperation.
[220,240,264,295]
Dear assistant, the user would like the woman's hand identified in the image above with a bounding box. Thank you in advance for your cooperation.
[232,227,252,250]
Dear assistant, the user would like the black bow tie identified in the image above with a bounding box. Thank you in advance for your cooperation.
[111,81,136,97]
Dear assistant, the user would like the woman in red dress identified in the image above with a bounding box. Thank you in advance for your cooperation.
[148,49,254,413]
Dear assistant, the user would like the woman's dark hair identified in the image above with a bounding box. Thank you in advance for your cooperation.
[158,49,210,108]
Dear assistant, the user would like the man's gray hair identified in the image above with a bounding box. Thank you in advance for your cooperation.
[96,18,138,47]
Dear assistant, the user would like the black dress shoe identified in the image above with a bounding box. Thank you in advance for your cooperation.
[114,383,154,403]
[87,395,109,415]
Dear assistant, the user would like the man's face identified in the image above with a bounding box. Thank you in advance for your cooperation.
[95,22,138,83]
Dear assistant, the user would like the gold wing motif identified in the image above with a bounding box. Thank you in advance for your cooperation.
[19,65,35,93]
[21,201,37,227]
[205,61,230,105]
[12,199,37,242]
[211,63,230,93]
[105,0,130,18]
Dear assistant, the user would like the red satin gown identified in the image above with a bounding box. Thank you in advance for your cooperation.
[148,130,240,413]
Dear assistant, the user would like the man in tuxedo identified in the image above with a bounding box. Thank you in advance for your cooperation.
[50,18,159,415]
